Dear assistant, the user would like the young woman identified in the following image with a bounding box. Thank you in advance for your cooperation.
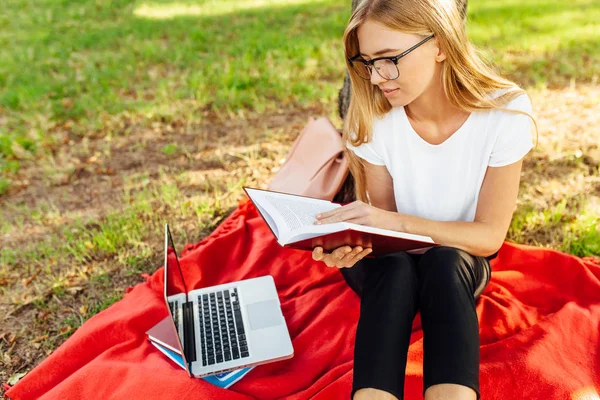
[311,1,537,399]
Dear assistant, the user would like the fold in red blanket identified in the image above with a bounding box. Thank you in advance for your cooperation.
[6,197,600,400]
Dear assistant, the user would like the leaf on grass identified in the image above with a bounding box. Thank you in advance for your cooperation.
[10,142,34,160]
[61,98,73,110]
[21,269,41,287]
[95,167,115,175]
[8,334,17,345]
[31,334,48,343]
[66,286,84,294]
[59,326,73,335]
[7,372,27,386]
[39,310,50,321]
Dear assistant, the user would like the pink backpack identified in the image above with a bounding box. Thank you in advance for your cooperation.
[268,117,350,201]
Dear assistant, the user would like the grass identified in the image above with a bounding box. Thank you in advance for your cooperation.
[0,177,9,196]
[0,0,350,173]
[1,0,599,176]
[509,195,600,256]
[0,160,261,305]
[468,0,600,86]
[0,0,599,391]
[161,143,178,156]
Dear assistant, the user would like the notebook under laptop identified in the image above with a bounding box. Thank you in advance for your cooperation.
[149,223,294,377]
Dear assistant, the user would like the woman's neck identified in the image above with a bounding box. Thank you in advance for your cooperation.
[402,74,472,145]
[404,77,464,124]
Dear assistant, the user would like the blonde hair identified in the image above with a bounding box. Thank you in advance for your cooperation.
[342,0,538,204]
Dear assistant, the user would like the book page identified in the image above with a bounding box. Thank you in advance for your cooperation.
[264,195,339,231]
[244,188,341,242]
[253,200,281,238]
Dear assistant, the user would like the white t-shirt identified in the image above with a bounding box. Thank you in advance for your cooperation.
[346,93,534,253]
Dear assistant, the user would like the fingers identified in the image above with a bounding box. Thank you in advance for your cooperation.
[325,246,351,268]
[345,247,373,267]
[315,202,360,224]
[313,246,346,263]
[338,246,370,268]
[313,246,373,268]
[312,247,324,261]
[332,246,352,259]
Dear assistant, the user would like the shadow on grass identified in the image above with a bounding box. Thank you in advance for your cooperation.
[0,0,598,180]
[501,37,599,87]
[468,0,600,86]
[2,0,598,126]
[2,0,348,119]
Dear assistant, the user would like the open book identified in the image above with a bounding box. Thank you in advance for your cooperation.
[243,187,437,257]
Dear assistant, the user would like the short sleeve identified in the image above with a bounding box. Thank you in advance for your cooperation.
[345,139,386,165]
[488,93,535,167]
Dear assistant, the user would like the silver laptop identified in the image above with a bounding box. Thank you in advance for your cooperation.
[159,223,294,377]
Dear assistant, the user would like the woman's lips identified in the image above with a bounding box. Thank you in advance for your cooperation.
[383,88,399,98]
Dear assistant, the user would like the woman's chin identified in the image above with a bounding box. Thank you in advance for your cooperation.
[379,88,409,107]
[387,95,408,107]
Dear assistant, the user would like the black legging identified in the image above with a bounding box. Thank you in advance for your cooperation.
[339,246,492,400]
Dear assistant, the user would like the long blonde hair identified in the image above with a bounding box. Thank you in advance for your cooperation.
[342,0,538,204]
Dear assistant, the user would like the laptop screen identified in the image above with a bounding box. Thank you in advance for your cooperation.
[163,224,192,374]
[165,226,189,298]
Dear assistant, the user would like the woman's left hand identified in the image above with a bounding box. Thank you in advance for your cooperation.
[314,200,391,230]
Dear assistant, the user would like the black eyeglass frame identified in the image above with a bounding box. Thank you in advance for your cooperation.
[348,34,436,81]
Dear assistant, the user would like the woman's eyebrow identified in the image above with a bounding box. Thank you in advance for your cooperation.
[359,48,402,57]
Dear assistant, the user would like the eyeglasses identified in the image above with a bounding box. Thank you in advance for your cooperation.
[348,34,435,81]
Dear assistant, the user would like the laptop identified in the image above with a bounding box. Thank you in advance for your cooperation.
[150,223,294,377]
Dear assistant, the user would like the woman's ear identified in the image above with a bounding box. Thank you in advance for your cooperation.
[433,38,447,62]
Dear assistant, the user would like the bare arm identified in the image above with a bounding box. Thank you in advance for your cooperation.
[382,159,525,257]
[363,161,397,212]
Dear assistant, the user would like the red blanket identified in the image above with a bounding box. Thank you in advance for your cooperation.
[5,197,600,400]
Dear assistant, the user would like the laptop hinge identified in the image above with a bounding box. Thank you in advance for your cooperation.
[182,301,197,363]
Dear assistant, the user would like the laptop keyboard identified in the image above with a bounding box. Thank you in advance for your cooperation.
[168,300,180,335]
[199,287,249,366]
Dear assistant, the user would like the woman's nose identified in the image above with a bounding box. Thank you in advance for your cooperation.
[370,69,386,86]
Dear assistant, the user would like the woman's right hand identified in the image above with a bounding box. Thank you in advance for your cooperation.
[312,245,373,268]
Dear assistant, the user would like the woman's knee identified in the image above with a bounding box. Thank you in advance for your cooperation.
[417,246,475,293]
[373,252,418,279]
[363,252,419,292]
[419,246,465,267]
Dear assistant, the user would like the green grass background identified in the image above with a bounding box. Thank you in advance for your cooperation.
[1,0,598,173]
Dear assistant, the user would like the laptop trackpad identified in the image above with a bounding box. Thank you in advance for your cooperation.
[246,300,283,330]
